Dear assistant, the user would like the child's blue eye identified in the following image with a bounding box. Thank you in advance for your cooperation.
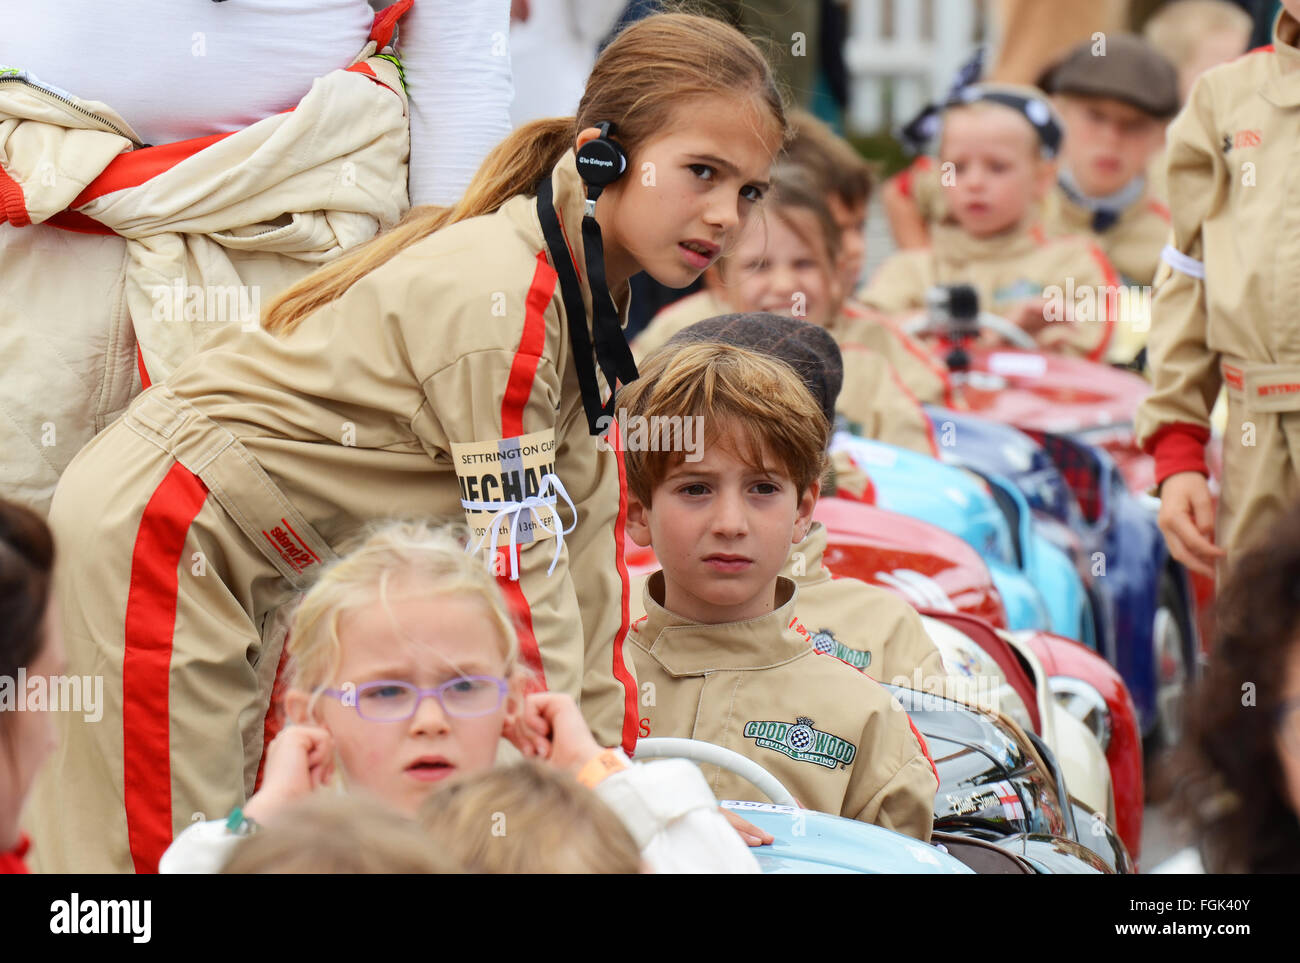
[363,684,409,700]
[689,163,715,181]
[741,185,765,203]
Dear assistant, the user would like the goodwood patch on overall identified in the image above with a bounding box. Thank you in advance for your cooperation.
[743,716,858,769]
[809,627,871,670]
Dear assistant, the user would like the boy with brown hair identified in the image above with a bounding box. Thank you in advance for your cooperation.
[619,341,937,840]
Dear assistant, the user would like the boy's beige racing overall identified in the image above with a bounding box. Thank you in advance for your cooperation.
[630,574,938,840]
[1137,11,1300,562]
[24,150,641,873]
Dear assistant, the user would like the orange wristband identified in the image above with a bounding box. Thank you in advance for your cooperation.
[576,748,629,788]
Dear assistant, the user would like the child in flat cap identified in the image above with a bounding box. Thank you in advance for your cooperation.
[1040,33,1180,292]
[861,85,1120,361]
[1139,3,1300,574]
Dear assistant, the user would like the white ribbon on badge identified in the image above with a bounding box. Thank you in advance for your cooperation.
[461,472,578,581]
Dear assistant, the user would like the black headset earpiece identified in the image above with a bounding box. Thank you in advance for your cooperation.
[575,121,627,196]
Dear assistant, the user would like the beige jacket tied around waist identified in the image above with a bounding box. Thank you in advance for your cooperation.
[0,47,409,511]
[630,573,937,839]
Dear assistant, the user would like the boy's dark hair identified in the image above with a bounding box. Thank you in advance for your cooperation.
[0,498,55,764]
[0,498,55,687]
[1169,499,1300,872]
[617,341,829,506]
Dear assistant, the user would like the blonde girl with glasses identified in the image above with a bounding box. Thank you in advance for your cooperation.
[160,520,757,873]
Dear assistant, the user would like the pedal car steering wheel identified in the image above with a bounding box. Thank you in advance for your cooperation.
[634,737,798,806]
[902,310,1039,351]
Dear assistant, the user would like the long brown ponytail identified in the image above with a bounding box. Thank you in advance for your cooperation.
[263,12,788,335]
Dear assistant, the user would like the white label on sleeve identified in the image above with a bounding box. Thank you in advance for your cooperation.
[452,428,576,580]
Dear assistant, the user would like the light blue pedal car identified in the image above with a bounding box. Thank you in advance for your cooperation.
[831,432,1093,646]
[636,737,970,874]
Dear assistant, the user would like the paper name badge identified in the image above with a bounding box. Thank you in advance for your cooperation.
[452,429,562,545]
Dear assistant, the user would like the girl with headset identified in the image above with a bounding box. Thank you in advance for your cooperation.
[26,12,787,873]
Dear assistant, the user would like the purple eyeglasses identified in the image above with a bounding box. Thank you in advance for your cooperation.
[320,676,509,722]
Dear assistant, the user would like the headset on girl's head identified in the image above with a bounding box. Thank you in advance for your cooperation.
[541,121,638,437]
[575,121,627,205]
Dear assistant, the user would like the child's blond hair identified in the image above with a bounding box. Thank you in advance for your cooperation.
[286,520,522,709]
[220,793,454,874]
[416,759,643,874]
[616,342,829,505]
[1143,0,1252,68]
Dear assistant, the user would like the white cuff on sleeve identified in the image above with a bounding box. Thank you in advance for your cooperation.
[1161,244,1205,279]
[594,757,760,873]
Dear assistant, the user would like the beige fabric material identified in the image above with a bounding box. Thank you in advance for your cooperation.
[0,49,410,513]
[837,344,937,455]
[1136,12,1300,557]
[24,150,639,872]
[629,573,937,839]
[780,522,949,687]
[24,419,297,873]
[989,0,1129,86]
[1041,180,1170,285]
[859,219,1117,360]
[838,303,952,407]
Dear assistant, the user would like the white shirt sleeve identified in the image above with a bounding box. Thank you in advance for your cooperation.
[157,819,242,875]
[397,0,514,207]
[593,754,761,874]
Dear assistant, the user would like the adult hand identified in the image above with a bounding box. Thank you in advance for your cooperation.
[1157,471,1225,577]
[242,725,334,823]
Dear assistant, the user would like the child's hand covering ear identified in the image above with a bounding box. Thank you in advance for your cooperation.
[506,692,604,773]
[243,725,336,822]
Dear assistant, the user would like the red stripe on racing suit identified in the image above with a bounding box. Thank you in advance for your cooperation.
[122,461,209,874]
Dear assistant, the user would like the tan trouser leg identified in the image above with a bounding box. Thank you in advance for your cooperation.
[23,422,291,873]
[1219,404,1300,567]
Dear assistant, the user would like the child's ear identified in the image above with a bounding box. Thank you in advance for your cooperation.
[793,479,820,543]
[284,689,311,725]
[1033,157,1058,201]
[626,491,654,547]
[501,672,526,735]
